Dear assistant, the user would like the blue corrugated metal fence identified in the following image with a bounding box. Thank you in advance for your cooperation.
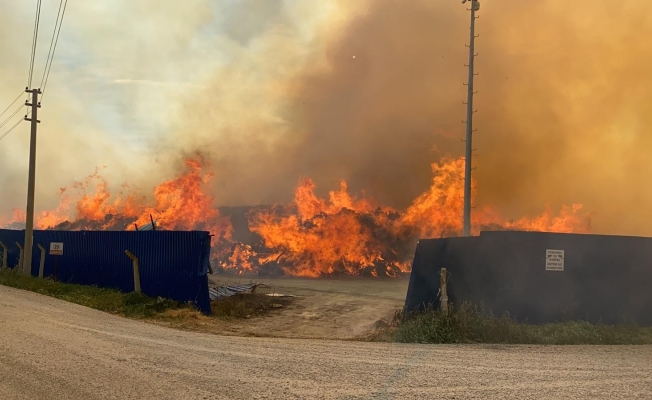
[0,229,212,314]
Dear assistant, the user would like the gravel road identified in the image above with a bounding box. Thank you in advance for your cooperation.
[1,285,651,400]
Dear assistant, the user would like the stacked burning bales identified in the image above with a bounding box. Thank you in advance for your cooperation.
[215,206,416,277]
[405,231,652,325]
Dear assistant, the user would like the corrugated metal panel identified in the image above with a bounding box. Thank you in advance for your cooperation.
[135,221,156,231]
[209,283,258,301]
[0,229,212,314]
[405,231,652,325]
[0,229,26,269]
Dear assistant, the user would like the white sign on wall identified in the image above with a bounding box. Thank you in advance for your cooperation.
[49,242,64,256]
[545,249,564,271]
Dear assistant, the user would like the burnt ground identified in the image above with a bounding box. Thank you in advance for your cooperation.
[206,275,409,339]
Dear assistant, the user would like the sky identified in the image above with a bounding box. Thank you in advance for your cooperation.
[0,0,342,212]
[2,0,652,236]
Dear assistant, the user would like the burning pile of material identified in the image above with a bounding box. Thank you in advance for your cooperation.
[6,155,233,238]
[0,154,591,277]
[215,204,417,277]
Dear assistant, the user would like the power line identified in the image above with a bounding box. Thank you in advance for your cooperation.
[40,0,66,91]
[41,0,69,103]
[26,0,43,118]
[27,0,43,89]
[0,106,24,131]
[40,0,64,89]
[0,119,24,142]
[0,91,24,119]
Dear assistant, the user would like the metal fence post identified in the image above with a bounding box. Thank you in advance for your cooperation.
[15,242,24,272]
[440,268,449,315]
[37,244,46,278]
[0,242,7,270]
[124,250,141,293]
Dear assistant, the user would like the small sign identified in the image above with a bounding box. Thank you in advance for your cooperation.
[49,242,63,256]
[545,249,564,271]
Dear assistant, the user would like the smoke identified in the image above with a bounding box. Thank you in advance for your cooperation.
[0,0,322,217]
[2,0,652,236]
[167,0,652,236]
[0,1,193,218]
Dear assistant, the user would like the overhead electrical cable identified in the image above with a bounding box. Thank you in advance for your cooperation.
[0,106,24,131]
[0,91,24,119]
[41,0,69,103]
[0,119,24,142]
[40,0,64,89]
[27,0,43,89]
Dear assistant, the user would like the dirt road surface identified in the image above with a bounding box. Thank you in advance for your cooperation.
[205,276,409,339]
[2,285,652,399]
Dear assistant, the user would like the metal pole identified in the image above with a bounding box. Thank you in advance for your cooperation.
[16,242,24,271]
[53,255,58,282]
[0,242,7,270]
[23,88,41,275]
[37,243,46,278]
[125,250,141,293]
[440,268,449,314]
[463,0,479,237]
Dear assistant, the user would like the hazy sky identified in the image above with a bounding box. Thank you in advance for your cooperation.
[2,0,652,236]
[0,0,340,212]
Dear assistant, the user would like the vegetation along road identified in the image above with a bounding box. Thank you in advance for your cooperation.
[1,285,651,399]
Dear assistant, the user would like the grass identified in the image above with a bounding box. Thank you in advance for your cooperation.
[374,303,652,345]
[0,269,293,324]
[211,293,294,319]
[0,268,192,318]
[9,268,644,345]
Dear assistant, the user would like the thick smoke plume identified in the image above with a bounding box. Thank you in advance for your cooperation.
[2,1,651,236]
[163,0,652,236]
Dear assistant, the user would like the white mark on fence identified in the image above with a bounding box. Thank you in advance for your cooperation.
[545,249,564,271]
[49,242,64,256]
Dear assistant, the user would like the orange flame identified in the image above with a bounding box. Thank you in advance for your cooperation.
[1,156,590,277]
[400,158,470,237]
[3,153,232,240]
[241,158,589,276]
[129,157,232,238]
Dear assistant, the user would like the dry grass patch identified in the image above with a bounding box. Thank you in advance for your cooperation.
[372,303,652,345]
[211,293,295,319]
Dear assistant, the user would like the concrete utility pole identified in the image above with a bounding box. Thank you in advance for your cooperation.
[23,88,41,275]
[462,0,480,237]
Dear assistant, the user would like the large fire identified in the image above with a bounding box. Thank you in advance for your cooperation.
[4,154,233,239]
[0,155,590,277]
